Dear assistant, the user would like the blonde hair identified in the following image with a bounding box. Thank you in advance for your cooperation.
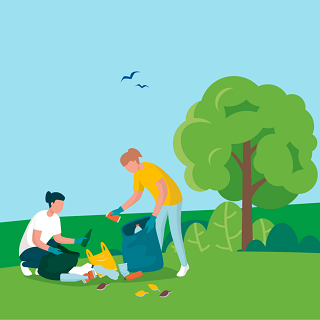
[120,148,142,166]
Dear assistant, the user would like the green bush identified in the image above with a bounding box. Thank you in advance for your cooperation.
[266,223,299,252]
[298,236,320,253]
[166,223,210,259]
[183,223,210,254]
[205,202,242,252]
[245,239,266,251]
[252,218,274,245]
[246,223,320,253]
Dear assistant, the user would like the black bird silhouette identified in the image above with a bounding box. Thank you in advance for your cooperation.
[121,71,139,82]
[136,84,149,88]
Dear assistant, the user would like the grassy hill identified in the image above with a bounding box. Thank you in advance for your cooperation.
[252,203,320,241]
[1,203,319,268]
[2,249,320,319]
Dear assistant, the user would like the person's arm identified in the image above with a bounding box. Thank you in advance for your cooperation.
[32,230,50,251]
[145,178,168,233]
[153,178,168,216]
[53,234,76,244]
[121,190,143,210]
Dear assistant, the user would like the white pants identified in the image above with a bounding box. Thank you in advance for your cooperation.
[156,201,187,267]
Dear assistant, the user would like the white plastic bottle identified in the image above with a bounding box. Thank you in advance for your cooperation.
[134,224,142,234]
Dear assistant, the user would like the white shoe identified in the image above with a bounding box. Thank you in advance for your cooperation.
[177,264,189,277]
[20,262,32,276]
[35,268,39,275]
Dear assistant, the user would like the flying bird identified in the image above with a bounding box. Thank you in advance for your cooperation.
[121,71,139,82]
[136,84,149,88]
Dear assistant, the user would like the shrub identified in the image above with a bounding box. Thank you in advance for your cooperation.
[298,236,320,253]
[245,240,266,252]
[205,202,242,252]
[166,223,210,257]
[252,219,274,245]
[184,223,210,253]
[265,223,299,252]
[246,223,320,253]
[162,220,208,253]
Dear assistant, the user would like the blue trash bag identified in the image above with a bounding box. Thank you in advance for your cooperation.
[121,216,164,273]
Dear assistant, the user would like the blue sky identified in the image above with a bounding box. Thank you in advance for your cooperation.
[0,1,319,222]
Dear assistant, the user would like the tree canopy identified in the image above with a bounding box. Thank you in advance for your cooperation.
[173,76,317,209]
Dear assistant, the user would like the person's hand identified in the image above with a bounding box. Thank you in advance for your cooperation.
[48,247,63,255]
[74,237,90,244]
[109,206,124,216]
[145,215,156,233]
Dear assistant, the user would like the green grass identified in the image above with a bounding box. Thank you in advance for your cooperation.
[1,249,320,319]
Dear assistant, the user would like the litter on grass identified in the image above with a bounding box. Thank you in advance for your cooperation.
[148,284,160,291]
[160,290,172,297]
[125,271,143,281]
[86,242,117,278]
[135,290,149,297]
[119,263,130,277]
[97,283,109,290]
[82,270,97,283]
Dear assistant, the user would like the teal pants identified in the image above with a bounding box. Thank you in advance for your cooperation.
[156,201,187,267]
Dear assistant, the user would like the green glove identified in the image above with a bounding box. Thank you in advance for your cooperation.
[110,206,124,216]
[74,237,90,244]
[145,215,156,233]
[48,247,63,255]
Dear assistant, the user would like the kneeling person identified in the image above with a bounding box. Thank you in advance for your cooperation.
[19,191,88,276]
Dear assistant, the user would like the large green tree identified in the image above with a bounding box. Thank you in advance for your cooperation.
[173,76,317,250]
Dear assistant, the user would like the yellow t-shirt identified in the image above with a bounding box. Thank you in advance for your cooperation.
[133,162,183,206]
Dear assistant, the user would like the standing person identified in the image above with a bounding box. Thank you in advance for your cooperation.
[110,148,189,277]
[19,191,89,276]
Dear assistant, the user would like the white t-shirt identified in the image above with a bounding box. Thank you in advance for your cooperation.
[19,210,62,256]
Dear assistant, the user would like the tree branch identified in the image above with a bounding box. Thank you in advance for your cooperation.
[231,152,243,171]
[251,144,257,155]
[251,178,267,196]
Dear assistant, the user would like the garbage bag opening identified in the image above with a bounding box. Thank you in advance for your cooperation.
[122,216,149,236]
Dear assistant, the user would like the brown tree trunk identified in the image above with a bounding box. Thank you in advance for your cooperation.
[231,141,266,251]
[242,140,253,251]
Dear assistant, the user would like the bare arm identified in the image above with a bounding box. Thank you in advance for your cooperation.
[33,230,50,251]
[121,190,143,211]
[53,234,76,244]
[153,178,168,217]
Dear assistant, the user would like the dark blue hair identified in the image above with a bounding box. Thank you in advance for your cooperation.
[45,191,65,208]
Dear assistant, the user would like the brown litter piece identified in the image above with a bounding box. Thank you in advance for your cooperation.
[160,290,172,297]
[97,283,109,291]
